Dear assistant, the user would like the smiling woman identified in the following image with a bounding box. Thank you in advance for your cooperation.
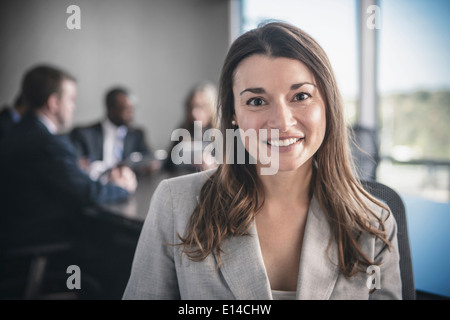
[123,22,402,300]
[232,55,326,174]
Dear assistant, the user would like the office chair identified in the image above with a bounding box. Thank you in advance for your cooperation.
[349,125,380,181]
[0,242,103,300]
[361,180,416,300]
[0,242,72,299]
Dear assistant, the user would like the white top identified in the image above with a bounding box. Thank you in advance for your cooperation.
[271,290,296,300]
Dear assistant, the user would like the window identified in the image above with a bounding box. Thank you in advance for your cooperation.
[241,0,450,202]
[377,0,450,202]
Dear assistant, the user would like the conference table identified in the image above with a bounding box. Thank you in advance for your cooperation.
[84,168,194,232]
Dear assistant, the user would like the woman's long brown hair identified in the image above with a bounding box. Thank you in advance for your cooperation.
[177,22,391,277]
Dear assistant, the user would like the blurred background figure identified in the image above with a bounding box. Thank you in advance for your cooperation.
[70,87,160,180]
[0,65,137,299]
[182,81,218,135]
[163,81,218,173]
[0,93,27,142]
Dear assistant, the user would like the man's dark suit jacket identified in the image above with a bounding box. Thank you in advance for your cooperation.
[0,114,130,251]
[0,107,17,142]
[70,122,150,163]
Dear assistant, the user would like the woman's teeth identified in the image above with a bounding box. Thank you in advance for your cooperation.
[267,137,301,147]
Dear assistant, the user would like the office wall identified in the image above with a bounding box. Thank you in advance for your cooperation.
[0,0,230,150]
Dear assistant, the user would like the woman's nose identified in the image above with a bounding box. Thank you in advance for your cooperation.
[267,100,297,132]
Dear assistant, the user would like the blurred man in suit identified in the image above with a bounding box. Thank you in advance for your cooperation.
[70,87,159,179]
[0,65,137,252]
[0,93,27,142]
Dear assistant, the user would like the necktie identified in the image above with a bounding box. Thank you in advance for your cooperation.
[113,126,127,164]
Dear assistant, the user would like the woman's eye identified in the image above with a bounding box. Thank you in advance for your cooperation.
[293,92,311,101]
[247,97,266,106]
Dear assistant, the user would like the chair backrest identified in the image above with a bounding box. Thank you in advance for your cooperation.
[0,242,73,299]
[361,180,416,300]
[349,125,380,181]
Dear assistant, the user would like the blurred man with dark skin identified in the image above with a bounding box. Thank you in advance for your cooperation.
[70,87,159,179]
[107,88,134,127]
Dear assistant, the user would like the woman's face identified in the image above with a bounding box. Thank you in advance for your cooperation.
[190,91,213,127]
[232,54,326,173]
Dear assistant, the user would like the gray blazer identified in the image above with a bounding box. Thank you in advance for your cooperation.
[123,170,402,300]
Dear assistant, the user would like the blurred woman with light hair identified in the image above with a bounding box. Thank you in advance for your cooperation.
[164,81,219,173]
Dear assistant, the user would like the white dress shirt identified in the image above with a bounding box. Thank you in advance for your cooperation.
[88,118,127,182]
[37,114,57,135]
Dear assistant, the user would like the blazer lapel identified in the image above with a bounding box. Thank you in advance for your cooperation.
[214,223,272,300]
[214,195,339,300]
[296,195,339,299]
[123,131,132,160]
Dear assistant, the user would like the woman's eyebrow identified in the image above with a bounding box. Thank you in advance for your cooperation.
[290,82,316,90]
[240,83,316,95]
[239,87,265,95]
